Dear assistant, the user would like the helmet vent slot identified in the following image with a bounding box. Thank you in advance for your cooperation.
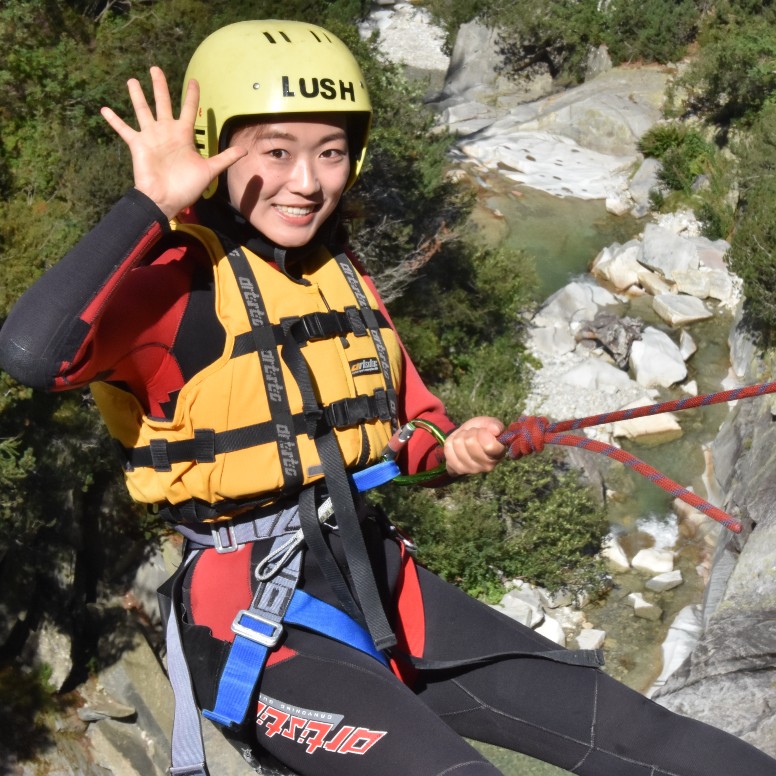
[262,31,292,44]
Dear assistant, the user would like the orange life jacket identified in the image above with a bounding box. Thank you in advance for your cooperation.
[92,223,402,522]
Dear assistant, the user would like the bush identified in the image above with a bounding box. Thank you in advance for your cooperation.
[727,101,776,336]
[678,16,776,125]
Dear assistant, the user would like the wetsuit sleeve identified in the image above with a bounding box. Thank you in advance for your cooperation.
[357,269,455,479]
[0,189,170,390]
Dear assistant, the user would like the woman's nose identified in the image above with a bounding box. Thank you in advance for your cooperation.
[289,158,320,195]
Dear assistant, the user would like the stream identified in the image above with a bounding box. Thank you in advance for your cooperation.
[465,174,734,775]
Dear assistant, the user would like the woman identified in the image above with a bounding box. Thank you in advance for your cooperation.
[1,20,774,776]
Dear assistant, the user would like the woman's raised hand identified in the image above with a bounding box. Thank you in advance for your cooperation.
[100,66,247,219]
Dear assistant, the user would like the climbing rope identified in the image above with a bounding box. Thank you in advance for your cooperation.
[387,380,776,534]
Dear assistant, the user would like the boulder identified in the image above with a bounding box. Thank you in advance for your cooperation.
[534,614,566,646]
[652,294,713,326]
[648,605,703,696]
[679,329,697,360]
[611,399,683,442]
[601,534,631,573]
[638,224,700,280]
[627,592,663,621]
[577,628,607,650]
[628,157,663,216]
[590,241,643,293]
[629,326,687,388]
[533,280,620,329]
[645,569,683,593]
[632,548,675,575]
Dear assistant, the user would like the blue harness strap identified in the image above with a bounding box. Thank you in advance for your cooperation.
[203,589,389,728]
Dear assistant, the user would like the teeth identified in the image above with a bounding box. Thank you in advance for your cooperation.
[276,205,314,216]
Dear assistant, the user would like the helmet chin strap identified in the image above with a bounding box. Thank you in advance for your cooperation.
[195,196,344,284]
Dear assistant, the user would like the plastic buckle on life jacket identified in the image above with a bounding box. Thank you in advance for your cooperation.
[231,609,284,648]
[212,522,238,554]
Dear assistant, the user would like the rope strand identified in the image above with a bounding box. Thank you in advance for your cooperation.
[497,379,776,534]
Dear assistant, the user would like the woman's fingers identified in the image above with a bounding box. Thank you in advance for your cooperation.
[178,78,200,126]
[149,65,173,118]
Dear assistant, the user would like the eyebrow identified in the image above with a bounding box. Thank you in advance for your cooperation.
[261,130,347,144]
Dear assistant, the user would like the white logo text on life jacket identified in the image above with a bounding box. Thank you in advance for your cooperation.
[282,76,356,102]
[257,694,387,756]
[350,357,380,377]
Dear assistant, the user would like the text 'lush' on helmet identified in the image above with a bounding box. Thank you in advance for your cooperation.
[183,19,372,196]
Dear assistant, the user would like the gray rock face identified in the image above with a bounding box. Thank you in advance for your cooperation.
[654,382,776,757]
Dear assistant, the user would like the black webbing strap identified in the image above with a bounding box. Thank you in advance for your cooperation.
[225,243,304,494]
[404,647,605,673]
[332,252,400,430]
[298,486,365,626]
[230,309,391,358]
[314,428,396,650]
[122,415,309,470]
[122,396,391,471]
[279,323,396,651]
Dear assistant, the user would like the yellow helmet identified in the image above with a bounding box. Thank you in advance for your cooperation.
[183,19,372,197]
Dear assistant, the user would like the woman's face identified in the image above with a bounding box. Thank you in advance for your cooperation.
[226,115,351,248]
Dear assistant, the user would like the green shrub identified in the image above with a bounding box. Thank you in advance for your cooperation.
[727,102,776,336]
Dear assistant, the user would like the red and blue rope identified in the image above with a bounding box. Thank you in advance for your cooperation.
[497,380,776,534]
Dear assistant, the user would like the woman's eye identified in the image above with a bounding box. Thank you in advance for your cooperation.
[268,148,288,159]
[321,148,346,159]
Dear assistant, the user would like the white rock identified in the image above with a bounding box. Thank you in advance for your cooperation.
[601,534,631,572]
[627,592,663,621]
[499,586,545,628]
[611,399,682,441]
[527,325,577,357]
[646,569,684,592]
[648,605,703,695]
[459,129,634,200]
[681,380,699,396]
[534,614,566,647]
[559,359,633,392]
[538,587,574,609]
[638,224,700,280]
[706,269,735,303]
[637,268,673,296]
[629,326,687,388]
[358,2,449,72]
[533,280,620,329]
[632,548,675,575]
[672,269,711,299]
[628,157,662,212]
[576,628,607,650]
[652,294,713,326]
[591,241,642,291]
[692,235,730,271]
[679,329,697,360]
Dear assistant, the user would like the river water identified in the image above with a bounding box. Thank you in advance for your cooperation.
[465,175,735,774]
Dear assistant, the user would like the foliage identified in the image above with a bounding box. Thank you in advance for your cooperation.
[726,101,776,337]
[425,0,702,85]
[601,0,700,66]
[639,123,714,194]
[638,121,736,239]
[376,453,608,600]
[677,14,776,125]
